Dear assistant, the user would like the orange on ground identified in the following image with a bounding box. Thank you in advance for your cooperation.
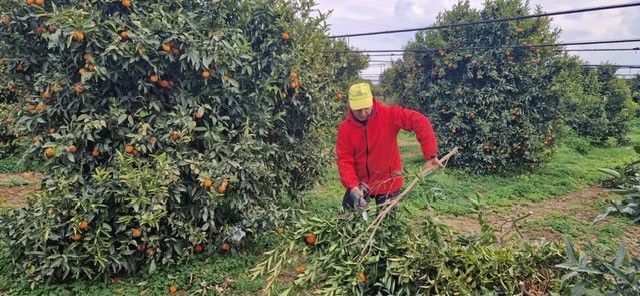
[305,234,316,244]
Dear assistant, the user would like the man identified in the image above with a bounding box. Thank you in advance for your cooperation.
[336,82,444,210]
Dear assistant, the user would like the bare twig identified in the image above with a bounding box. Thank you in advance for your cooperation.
[498,211,533,246]
[352,147,459,258]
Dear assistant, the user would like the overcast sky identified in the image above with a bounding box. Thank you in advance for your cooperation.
[313,0,640,82]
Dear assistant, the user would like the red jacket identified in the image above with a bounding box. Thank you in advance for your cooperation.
[336,98,438,195]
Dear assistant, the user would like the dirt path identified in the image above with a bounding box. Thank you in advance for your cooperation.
[439,186,640,258]
[0,172,42,208]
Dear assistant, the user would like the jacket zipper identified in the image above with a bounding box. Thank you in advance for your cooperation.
[364,127,370,183]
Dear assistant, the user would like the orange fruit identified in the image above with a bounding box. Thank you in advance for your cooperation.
[295,265,305,273]
[71,234,81,241]
[170,133,180,140]
[203,179,212,188]
[36,26,45,34]
[27,104,36,111]
[43,91,51,99]
[305,234,316,244]
[172,49,179,56]
[120,31,128,39]
[35,0,44,5]
[169,285,177,294]
[125,145,134,153]
[136,244,145,251]
[68,145,77,153]
[88,65,95,71]
[83,53,91,61]
[92,150,100,157]
[218,185,226,193]
[223,76,229,83]
[74,83,85,93]
[162,44,171,52]
[4,118,11,124]
[289,72,297,79]
[195,112,203,119]
[336,93,343,100]
[45,147,55,157]
[79,221,88,230]
[121,0,131,8]
[169,40,176,47]
[48,25,55,33]
[160,80,170,88]
[281,92,287,99]
[1,17,9,25]
[16,64,23,71]
[132,228,142,237]
[505,51,510,57]
[48,128,55,134]
[79,68,86,75]
[221,243,230,251]
[145,247,154,255]
[149,75,158,83]
[516,27,523,34]
[281,32,289,40]
[201,70,210,78]
[276,227,283,234]
[356,273,366,283]
[0,59,4,66]
[73,31,84,41]
[194,244,203,253]
[26,0,35,5]
[33,136,39,143]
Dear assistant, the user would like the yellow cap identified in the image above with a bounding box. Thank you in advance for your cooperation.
[348,83,373,110]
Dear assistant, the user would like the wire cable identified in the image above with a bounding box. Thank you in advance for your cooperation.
[327,38,640,54]
[329,2,640,39]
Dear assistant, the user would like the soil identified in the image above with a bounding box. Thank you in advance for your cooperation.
[439,186,640,258]
[0,171,42,208]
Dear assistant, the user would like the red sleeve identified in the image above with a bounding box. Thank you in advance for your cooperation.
[335,124,360,190]
[389,106,438,159]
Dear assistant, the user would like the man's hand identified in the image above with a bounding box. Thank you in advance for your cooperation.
[425,157,445,172]
[350,186,368,207]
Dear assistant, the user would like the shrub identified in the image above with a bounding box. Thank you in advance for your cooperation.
[0,0,343,286]
[381,0,565,173]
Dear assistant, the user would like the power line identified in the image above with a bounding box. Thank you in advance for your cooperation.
[363,47,640,57]
[329,2,640,39]
[328,38,640,54]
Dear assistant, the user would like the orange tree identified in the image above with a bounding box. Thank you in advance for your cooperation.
[0,86,20,156]
[555,60,636,145]
[382,0,565,173]
[0,0,339,285]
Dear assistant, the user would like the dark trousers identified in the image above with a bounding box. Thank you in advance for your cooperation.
[342,189,399,210]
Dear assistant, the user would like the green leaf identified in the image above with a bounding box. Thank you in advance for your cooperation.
[596,168,620,178]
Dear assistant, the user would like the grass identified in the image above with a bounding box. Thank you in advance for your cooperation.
[1,122,639,295]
